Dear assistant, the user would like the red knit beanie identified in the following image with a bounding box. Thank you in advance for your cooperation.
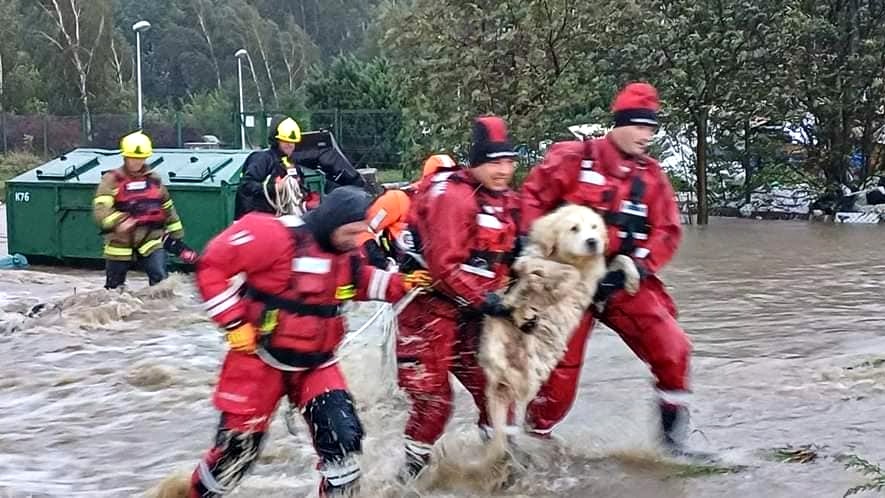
[469,116,517,167]
[611,82,660,128]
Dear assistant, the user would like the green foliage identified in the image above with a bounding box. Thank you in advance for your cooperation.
[0,0,883,197]
[379,0,609,166]
[180,89,237,146]
[0,151,41,199]
[304,55,404,168]
[837,454,885,497]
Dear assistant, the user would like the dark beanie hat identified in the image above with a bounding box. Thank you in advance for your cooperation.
[468,116,518,167]
[611,82,660,128]
[304,186,372,252]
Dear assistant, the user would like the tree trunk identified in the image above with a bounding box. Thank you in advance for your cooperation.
[195,2,222,90]
[695,107,709,225]
[246,55,265,111]
[253,25,278,106]
[742,117,752,206]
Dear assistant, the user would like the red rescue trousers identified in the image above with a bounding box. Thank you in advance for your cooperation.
[189,352,359,498]
[396,294,489,446]
[526,276,692,434]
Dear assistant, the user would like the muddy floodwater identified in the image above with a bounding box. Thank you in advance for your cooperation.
[1,217,883,497]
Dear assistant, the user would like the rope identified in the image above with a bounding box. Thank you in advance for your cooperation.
[263,174,306,216]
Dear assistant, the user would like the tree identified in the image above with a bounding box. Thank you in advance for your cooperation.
[0,0,21,110]
[601,0,792,224]
[305,55,404,168]
[33,0,114,134]
[782,0,885,188]
[380,0,606,165]
[252,0,382,58]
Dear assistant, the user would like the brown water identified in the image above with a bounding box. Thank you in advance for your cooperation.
[0,217,883,498]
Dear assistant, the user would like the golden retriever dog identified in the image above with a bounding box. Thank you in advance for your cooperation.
[434,204,639,490]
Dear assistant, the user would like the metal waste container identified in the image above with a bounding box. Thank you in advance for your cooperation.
[4,148,325,262]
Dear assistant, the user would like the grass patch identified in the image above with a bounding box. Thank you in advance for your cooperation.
[376,168,407,184]
[837,454,885,497]
[768,444,821,464]
[665,461,746,478]
[0,152,42,200]
[612,450,746,479]
[846,358,885,370]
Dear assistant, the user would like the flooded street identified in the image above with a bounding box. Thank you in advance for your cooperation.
[1,216,884,497]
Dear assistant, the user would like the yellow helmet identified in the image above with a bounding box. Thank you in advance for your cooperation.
[120,131,153,159]
[274,117,302,144]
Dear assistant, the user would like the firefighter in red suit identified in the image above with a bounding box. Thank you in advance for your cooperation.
[187,186,426,497]
[520,82,693,452]
[396,117,519,480]
[358,154,459,270]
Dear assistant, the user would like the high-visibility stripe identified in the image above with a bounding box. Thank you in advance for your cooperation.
[404,438,433,457]
[93,195,114,207]
[657,389,691,406]
[165,220,183,232]
[320,456,361,487]
[476,213,503,229]
[162,199,174,210]
[137,238,162,256]
[460,264,495,279]
[101,211,126,229]
[367,270,391,300]
[369,209,388,231]
[104,244,133,257]
[203,279,246,313]
[293,257,331,274]
[207,294,241,318]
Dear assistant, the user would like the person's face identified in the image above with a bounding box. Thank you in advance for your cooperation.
[124,157,146,173]
[610,124,656,156]
[278,141,296,156]
[470,158,514,191]
[331,221,370,252]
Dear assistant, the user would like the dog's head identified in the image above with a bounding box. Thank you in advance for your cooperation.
[528,204,607,265]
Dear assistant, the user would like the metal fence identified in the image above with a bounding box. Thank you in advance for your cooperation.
[0,110,403,170]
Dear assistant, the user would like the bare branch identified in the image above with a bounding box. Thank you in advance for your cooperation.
[195,0,222,89]
[252,22,278,105]
[109,30,125,90]
[37,30,65,52]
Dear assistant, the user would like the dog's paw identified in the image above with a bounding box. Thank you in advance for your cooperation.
[610,255,641,295]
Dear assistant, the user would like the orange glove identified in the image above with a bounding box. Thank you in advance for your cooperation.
[402,270,433,290]
[224,321,258,354]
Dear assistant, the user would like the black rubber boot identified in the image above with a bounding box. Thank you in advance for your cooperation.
[659,401,689,453]
[396,451,429,484]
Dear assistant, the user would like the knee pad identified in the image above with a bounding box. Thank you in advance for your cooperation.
[303,390,364,462]
[193,429,264,497]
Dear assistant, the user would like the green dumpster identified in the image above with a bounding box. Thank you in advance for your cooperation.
[4,148,326,263]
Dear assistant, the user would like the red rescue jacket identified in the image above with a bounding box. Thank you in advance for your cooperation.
[197,213,407,368]
[407,169,519,308]
[520,136,682,274]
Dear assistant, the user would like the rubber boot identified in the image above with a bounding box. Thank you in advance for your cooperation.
[397,440,432,484]
[659,401,689,453]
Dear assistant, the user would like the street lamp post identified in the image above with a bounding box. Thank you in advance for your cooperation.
[132,20,151,130]
[235,49,248,149]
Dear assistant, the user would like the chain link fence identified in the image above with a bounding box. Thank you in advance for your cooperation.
[1,110,403,171]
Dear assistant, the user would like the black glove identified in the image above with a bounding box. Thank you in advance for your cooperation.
[478,292,512,318]
[163,235,198,263]
[505,235,529,267]
[593,270,627,305]
[363,239,389,270]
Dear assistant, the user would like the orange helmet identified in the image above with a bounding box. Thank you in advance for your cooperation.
[366,189,411,233]
[421,154,457,179]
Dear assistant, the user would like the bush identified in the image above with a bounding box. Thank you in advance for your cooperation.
[0,152,42,200]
